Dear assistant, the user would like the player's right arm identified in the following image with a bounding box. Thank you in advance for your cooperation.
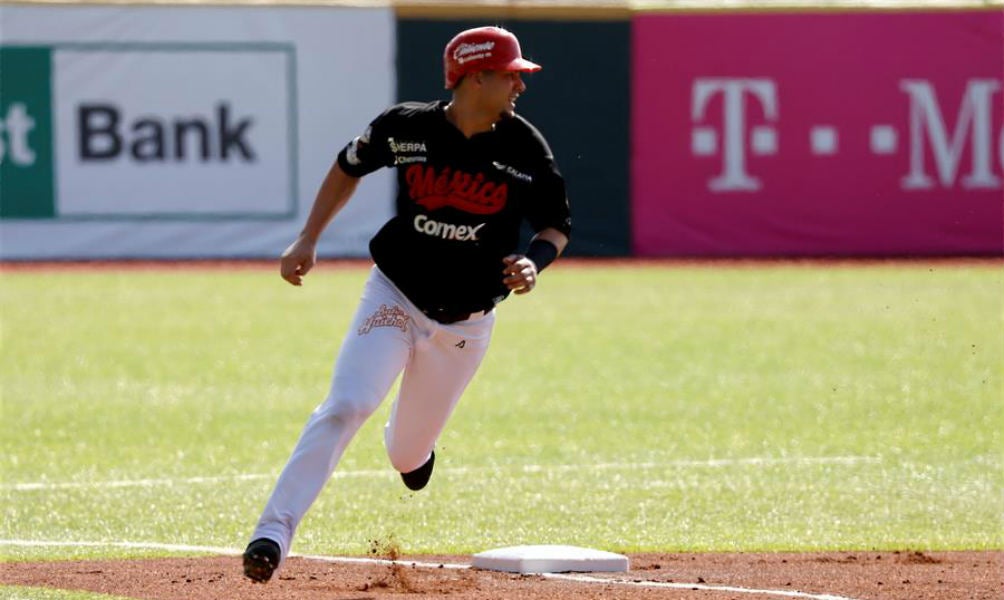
[280,162,361,286]
[280,107,398,286]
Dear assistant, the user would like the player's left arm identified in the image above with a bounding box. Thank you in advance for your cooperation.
[502,123,572,295]
[531,228,569,253]
[503,169,571,295]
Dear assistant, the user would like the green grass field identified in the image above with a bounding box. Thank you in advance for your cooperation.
[2,261,1002,568]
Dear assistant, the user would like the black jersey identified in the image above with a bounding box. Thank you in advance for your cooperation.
[336,100,572,315]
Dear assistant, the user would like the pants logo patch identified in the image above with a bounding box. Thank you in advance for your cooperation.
[358,304,410,335]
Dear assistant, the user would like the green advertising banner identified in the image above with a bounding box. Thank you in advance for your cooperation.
[397,19,631,256]
[0,46,55,219]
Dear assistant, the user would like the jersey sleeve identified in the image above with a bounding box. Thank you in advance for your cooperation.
[526,158,572,237]
[519,122,571,237]
[510,116,574,238]
[336,106,397,177]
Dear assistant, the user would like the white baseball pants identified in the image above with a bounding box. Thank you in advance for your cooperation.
[251,266,495,561]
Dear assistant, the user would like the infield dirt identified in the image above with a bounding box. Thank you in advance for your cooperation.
[2,550,1001,599]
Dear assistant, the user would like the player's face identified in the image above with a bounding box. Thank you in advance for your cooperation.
[478,70,526,117]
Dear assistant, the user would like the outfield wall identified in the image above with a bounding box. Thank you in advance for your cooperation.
[631,10,1004,257]
[1,5,1001,259]
[0,5,396,259]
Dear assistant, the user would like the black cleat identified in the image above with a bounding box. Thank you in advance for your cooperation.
[243,538,281,583]
[401,451,435,491]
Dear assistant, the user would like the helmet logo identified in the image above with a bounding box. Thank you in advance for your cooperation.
[453,41,495,65]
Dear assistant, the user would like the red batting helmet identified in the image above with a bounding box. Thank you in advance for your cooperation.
[443,26,542,90]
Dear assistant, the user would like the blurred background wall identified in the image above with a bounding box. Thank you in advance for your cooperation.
[1,1,1001,259]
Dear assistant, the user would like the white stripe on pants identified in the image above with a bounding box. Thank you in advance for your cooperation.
[252,266,494,561]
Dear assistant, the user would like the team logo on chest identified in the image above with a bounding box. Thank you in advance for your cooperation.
[404,164,508,214]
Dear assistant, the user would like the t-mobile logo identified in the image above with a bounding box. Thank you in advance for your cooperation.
[691,78,779,192]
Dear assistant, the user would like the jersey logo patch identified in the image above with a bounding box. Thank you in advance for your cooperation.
[389,137,428,165]
[414,215,485,241]
[388,137,427,153]
[405,164,507,214]
[492,161,533,183]
[358,304,410,335]
[455,340,466,348]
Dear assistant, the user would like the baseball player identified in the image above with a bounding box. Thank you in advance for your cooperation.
[243,25,571,583]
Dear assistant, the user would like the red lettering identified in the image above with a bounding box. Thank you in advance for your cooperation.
[406,164,435,198]
[451,171,472,192]
[403,165,507,214]
[477,182,496,205]
[434,168,451,196]
[489,183,508,207]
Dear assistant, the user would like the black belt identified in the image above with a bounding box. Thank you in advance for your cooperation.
[421,306,491,325]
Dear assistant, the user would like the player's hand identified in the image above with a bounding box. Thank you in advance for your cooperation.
[502,254,538,295]
[280,235,318,286]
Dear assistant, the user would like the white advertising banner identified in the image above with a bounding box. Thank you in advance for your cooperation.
[0,5,395,259]
[55,47,294,217]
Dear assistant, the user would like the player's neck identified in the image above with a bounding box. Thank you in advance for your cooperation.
[444,101,498,138]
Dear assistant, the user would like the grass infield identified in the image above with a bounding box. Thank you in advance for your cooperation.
[2,260,1001,564]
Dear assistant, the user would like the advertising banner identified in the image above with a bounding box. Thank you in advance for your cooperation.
[0,5,394,259]
[632,11,1004,256]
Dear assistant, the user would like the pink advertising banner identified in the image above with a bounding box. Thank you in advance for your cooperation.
[632,10,1004,256]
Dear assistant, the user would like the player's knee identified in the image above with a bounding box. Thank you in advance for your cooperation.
[315,393,379,427]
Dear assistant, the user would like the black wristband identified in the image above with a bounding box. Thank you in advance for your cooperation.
[525,238,559,272]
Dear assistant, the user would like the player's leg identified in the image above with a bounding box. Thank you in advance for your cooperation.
[248,267,414,572]
[384,311,495,480]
